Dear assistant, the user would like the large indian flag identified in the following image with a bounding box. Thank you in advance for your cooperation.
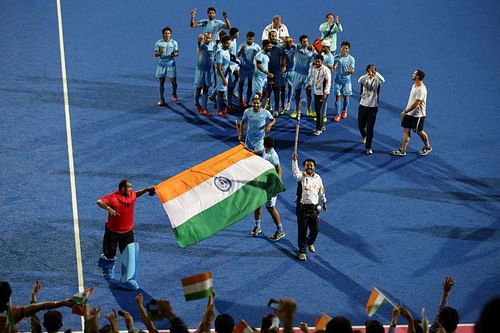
[156,144,285,248]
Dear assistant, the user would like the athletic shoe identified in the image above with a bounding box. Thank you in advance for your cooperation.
[360,137,366,144]
[289,110,298,119]
[297,252,307,261]
[278,108,286,116]
[308,244,316,253]
[201,109,212,117]
[306,106,315,117]
[284,102,291,111]
[391,149,406,156]
[341,111,348,119]
[195,104,203,114]
[321,125,326,131]
[366,148,373,155]
[157,100,166,106]
[251,226,262,237]
[333,114,341,122]
[172,96,178,103]
[313,117,328,123]
[313,129,322,136]
[272,111,279,117]
[269,230,285,241]
[217,110,228,118]
[417,146,433,156]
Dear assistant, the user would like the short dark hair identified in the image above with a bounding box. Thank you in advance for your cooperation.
[366,64,377,72]
[221,36,231,44]
[315,54,324,61]
[415,69,426,80]
[262,39,272,47]
[341,40,351,48]
[118,179,131,190]
[162,26,172,34]
[299,35,308,42]
[303,158,316,167]
[207,7,216,13]
[326,12,334,19]
[0,281,12,312]
[43,310,63,333]
[247,31,255,38]
[326,317,352,333]
[229,27,239,37]
[365,320,384,333]
[438,306,459,332]
[264,136,274,148]
[475,297,500,333]
[215,314,234,333]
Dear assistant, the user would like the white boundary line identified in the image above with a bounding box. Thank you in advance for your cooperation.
[56,0,84,329]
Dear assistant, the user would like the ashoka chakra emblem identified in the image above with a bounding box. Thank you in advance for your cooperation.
[214,176,232,192]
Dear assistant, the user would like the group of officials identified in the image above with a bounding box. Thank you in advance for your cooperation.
[96,7,434,288]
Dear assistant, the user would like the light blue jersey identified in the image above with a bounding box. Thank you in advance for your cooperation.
[242,108,274,152]
[253,50,270,80]
[294,46,315,75]
[321,51,335,71]
[333,54,355,81]
[197,41,215,71]
[283,45,296,71]
[238,42,261,71]
[215,48,231,91]
[263,147,280,167]
[155,39,178,67]
[196,19,225,36]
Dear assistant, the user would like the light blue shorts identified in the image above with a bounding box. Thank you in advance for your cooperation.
[156,64,176,79]
[194,69,212,88]
[333,77,352,96]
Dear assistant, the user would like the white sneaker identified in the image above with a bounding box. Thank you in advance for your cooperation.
[297,252,307,261]
[417,146,433,156]
[308,244,316,253]
[313,129,322,136]
[360,137,366,144]
[366,148,373,155]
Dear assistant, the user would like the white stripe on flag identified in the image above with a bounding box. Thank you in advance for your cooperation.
[183,279,212,295]
[163,155,273,228]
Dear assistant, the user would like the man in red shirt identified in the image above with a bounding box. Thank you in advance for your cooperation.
[96,179,155,289]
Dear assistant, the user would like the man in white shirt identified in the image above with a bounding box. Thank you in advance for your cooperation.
[291,152,327,261]
[391,69,432,156]
[261,15,289,45]
[307,54,331,136]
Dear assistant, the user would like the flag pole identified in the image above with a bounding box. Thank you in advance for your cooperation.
[293,99,304,155]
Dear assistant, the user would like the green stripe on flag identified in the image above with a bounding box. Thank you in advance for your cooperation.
[185,288,213,301]
[174,169,284,248]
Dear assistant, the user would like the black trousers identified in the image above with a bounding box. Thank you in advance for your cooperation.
[314,94,326,130]
[358,105,379,149]
[296,203,320,252]
[102,225,134,259]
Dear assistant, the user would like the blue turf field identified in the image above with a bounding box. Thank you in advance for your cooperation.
[1,0,499,330]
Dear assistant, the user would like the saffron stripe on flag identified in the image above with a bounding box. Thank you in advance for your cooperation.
[162,155,274,228]
[181,272,213,301]
[156,144,254,203]
[181,271,212,285]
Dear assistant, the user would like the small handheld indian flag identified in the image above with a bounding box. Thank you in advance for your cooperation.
[314,312,332,331]
[71,287,94,315]
[233,320,254,333]
[366,287,393,317]
[181,272,213,301]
